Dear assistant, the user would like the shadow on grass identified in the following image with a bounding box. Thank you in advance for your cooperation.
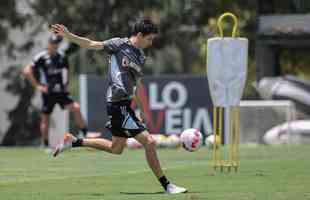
[67,193,105,197]
[120,191,203,195]
[120,191,164,195]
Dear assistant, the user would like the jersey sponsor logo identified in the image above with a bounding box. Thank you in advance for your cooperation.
[122,56,130,67]
[47,68,63,75]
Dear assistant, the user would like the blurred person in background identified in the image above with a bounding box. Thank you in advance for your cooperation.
[23,35,98,148]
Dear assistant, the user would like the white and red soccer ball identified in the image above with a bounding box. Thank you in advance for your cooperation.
[180,128,203,152]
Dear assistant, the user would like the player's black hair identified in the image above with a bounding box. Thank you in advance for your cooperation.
[130,19,158,36]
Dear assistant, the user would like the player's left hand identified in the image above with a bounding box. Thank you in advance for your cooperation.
[50,24,70,38]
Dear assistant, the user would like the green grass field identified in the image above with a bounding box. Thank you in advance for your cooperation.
[1,145,310,200]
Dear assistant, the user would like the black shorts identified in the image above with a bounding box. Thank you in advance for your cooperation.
[41,93,74,114]
[106,100,147,138]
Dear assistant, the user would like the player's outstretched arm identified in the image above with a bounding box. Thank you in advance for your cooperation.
[50,24,104,50]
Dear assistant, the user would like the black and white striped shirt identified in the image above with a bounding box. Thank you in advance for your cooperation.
[103,38,146,102]
[31,50,69,93]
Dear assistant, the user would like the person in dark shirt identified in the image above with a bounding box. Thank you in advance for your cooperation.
[50,19,187,194]
[23,35,91,147]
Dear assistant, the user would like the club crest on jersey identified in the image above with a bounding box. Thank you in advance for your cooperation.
[122,56,130,67]
[45,59,52,65]
[139,55,145,64]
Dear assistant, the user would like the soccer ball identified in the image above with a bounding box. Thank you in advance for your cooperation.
[180,129,203,152]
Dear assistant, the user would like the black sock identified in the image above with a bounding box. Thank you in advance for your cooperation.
[72,138,83,147]
[43,139,49,147]
[159,176,170,190]
[81,127,88,137]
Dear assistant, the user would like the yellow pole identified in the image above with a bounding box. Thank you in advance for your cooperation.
[213,107,217,170]
[217,12,239,38]
[229,107,234,171]
[210,12,241,173]
[235,107,240,171]
[219,107,223,171]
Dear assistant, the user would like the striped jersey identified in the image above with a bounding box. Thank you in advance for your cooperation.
[31,50,69,93]
[103,37,146,102]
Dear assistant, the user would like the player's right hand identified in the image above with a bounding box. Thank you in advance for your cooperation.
[139,112,148,124]
[50,24,70,37]
[37,84,48,93]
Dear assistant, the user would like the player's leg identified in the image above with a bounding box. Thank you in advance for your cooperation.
[40,94,56,147]
[40,113,50,147]
[134,130,187,194]
[82,136,127,154]
[115,102,187,193]
[134,131,163,178]
[66,102,86,131]
[59,95,89,137]
[53,134,127,156]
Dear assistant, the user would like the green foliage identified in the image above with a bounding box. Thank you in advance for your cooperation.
[0,1,26,44]
[0,1,39,145]
[27,0,257,75]
[280,48,310,80]
[1,66,40,145]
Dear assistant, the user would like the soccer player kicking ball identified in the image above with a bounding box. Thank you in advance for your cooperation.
[51,19,187,194]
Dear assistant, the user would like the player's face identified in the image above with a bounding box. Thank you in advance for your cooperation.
[138,33,156,49]
[47,42,60,54]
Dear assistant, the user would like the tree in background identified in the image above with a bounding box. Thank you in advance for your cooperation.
[0,1,25,45]
[1,66,40,145]
[0,0,258,145]
[0,1,42,145]
[29,0,257,75]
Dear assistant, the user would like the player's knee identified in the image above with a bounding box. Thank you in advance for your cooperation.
[73,102,80,110]
[70,102,80,111]
[40,121,48,130]
[145,136,156,148]
[68,102,80,112]
[111,144,124,155]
